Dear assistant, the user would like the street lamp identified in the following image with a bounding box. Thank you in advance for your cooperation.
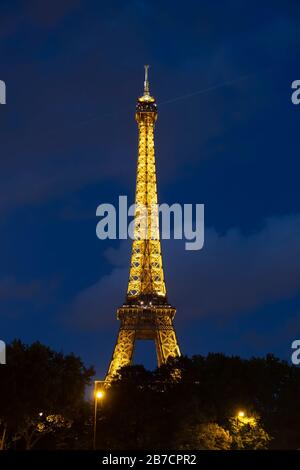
[93,381,105,450]
[96,390,104,400]
[235,410,246,427]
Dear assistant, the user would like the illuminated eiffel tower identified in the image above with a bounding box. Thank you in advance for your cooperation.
[106,66,181,382]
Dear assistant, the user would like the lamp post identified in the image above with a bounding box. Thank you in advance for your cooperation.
[93,381,105,450]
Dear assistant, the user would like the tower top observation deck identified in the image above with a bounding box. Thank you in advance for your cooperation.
[136,65,157,115]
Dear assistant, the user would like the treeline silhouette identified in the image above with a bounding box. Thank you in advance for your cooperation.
[0,340,299,449]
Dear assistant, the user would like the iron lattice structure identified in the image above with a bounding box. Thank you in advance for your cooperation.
[106,66,181,382]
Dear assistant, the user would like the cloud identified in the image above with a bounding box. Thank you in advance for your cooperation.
[0,1,80,39]
[166,213,300,320]
[65,213,300,330]
[28,0,81,28]
[0,152,119,214]
[0,276,62,320]
[239,309,300,358]
[64,267,129,330]
[0,276,43,301]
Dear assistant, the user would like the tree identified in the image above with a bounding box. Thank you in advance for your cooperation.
[228,415,272,450]
[1,346,299,449]
[0,340,94,449]
[176,422,232,450]
[98,354,298,450]
[13,414,71,450]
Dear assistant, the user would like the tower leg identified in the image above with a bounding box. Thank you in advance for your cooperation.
[106,328,135,382]
[105,308,181,384]
[155,326,181,366]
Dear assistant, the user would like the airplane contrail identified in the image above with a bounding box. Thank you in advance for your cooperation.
[158,73,255,106]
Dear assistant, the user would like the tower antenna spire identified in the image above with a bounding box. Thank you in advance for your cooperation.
[144,64,150,95]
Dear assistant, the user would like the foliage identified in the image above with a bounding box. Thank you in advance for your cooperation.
[228,415,271,449]
[12,414,72,450]
[1,343,300,449]
[0,340,94,449]
[100,354,300,450]
[176,422,232,450]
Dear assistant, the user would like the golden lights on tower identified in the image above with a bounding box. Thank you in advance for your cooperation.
[105,67,181,383]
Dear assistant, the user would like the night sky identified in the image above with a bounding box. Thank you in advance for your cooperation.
[1,0,300,377]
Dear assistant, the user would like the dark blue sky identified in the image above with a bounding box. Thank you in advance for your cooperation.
[1,0,300,377]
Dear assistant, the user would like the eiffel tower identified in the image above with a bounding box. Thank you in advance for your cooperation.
[106,66,181,382]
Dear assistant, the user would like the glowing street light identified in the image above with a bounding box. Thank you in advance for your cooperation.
[96,390,104,400]
[93,381,105,450]
[235,410,246,427]
[235,409,257,428]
